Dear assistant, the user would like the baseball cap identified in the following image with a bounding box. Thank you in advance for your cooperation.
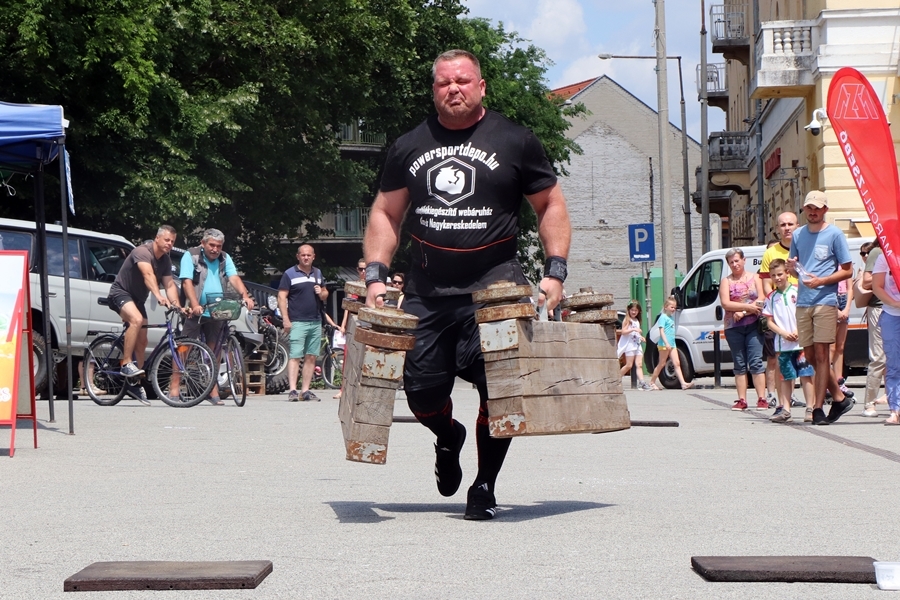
[803,190,828,208]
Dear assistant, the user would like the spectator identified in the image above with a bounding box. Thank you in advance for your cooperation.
[759,212,802,408]
[830,268,854,398]
[787,190,853,425]
[617,300,651,391]
[333,258,365,401]
[391,272,406,309]
[277,244,328,402]
[180,228,255,405]
[871,251,900,425]
[762,259,814,423]
[860,240,888,416]
[648,297,692,390]
[719,247,767,410]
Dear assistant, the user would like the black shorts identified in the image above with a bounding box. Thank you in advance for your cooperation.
[108,288,147,319]
[181,317,226,354]
[401,294,484,392]
[763,329,776,360]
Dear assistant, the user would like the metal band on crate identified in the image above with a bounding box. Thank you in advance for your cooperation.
[543,256,568,283]
[365,262,389,286]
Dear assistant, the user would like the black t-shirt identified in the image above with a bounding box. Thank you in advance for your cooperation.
[110,242,173,304]
[380,110,556,295]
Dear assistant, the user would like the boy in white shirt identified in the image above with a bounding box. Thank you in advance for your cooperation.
[762,259,815,423]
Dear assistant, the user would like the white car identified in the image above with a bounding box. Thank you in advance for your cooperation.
[0,217,178,392]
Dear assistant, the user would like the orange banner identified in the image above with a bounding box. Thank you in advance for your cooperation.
[0,254,27,424]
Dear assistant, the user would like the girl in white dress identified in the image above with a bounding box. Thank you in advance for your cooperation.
[617,300,651,391]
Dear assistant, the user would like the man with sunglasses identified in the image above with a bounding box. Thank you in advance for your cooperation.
[363,49,571,520]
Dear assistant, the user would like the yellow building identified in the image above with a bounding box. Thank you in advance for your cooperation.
[708,0,899,241]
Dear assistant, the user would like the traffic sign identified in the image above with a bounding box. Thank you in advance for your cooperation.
[628,223,655,262]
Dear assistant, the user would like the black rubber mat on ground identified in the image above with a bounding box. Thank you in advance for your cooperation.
[691,556,877,583]
[64,560,273,591]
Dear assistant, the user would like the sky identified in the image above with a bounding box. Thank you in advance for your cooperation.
[462,0,727,141]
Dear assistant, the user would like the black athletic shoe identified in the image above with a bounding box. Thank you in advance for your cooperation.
[435,420,466,497]
[826,398,854,424]
[464,483,498,521]
[812,408,829,426]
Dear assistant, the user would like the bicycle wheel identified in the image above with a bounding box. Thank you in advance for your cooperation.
[150,338,216,408]
[226,336,247,407]
[322,345,342,389]
[83,335,128,406]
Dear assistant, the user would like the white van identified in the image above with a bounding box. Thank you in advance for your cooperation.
[645,239,873,389]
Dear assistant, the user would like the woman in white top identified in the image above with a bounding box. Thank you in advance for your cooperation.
[617,300,651,391]
[871,253,900,425]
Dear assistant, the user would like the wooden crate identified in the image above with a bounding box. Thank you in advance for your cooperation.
[337,317,405,464]
[244,358,266,395]
[480,318,631,437]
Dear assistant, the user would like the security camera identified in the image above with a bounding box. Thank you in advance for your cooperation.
[804,108,828,136]
[804,118,822,136]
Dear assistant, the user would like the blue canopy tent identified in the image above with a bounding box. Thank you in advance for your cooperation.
[0,101,76,433]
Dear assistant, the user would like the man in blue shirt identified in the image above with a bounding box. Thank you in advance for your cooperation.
[787,191,853,425]
[278,244,329,402]
[180,228,255,404]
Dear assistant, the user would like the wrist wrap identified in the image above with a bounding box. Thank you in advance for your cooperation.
[543,256,568,283]
[365,262,389,286]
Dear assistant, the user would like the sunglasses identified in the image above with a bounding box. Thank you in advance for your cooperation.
[357,267,365,272]
[392,280,403,285]
[860,252,869,257]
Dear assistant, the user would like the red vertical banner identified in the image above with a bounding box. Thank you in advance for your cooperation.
[0,251,32,457]
[827,67,900,282]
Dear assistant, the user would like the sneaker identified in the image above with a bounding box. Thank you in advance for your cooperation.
[756,398,768,409]
[839,384,855,399]
[826,398,854,424]
[464,482,498,521]
[771,406,784,419]
[804,407,814,422]
[126,383,150,406]
[206,396,224,406]
[770,411,793,423]
[639,381,653,391]
[121,362,145,377]
[435,420,466,497]
[731,399,748,411]
[812,407,829,426]
[791,395,805,408]
[863,403,879,418]
[288,390,299,402]
[766,392,778,408]
[301,390,321,402]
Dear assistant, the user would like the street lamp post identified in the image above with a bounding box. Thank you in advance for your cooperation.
[597,53,694,284]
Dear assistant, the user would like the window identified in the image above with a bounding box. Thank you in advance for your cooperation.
[681,260,723,309]
[46,235,82,279]
[84,240,130,282]
[0,230,33,254]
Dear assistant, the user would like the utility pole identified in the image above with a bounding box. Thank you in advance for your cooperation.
[700,0,710,254]
[654,0,676,296]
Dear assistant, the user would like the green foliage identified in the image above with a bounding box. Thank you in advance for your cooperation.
[0,1,580,283]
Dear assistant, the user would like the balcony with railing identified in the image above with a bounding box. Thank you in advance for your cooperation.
[707,131,751,193]
[338,122,386,153]
[710,3,751,65]
[750,20,817,99]
[698,63,728,111]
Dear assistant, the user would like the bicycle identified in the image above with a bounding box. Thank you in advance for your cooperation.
[193,298,249,407]
[316,324,343,389]
[83,307,217,407]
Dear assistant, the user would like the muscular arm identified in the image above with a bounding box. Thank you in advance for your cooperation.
[363,187,410,306]
[137,262,167,305]
[526,183,571,311]
[161,275,181,307]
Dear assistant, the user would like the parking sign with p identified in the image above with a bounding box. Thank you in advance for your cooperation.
[628,223,655,263]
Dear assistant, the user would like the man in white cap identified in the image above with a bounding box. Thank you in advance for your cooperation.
[787,190,854,425]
